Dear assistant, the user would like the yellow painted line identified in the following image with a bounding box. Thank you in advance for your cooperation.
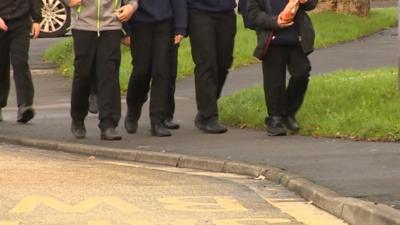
[158,196,248,212]
[0,222,19,225]
[88,221,111,225]
[10,196,141,213]
[214,218,292,225]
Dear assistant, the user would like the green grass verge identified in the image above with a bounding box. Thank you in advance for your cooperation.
[44,7,397,92]
[219,68,400,142]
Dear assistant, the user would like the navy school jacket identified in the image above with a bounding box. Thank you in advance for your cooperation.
[129,0,187,36]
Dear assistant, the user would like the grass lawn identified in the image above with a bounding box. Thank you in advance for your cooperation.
[219,68,400,142]
[44,7,397,93]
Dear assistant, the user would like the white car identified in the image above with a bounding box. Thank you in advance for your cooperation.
[40,0,70,37]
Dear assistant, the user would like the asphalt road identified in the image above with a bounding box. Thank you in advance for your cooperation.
[0,144,346,225]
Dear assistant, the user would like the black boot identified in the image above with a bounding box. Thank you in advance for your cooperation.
[203,118,228,134]
[125,107,141,134]
[17,105,35,124]
[71,120,86,139]
[266,116,286,136]
[162,118,180,129]
[101,127,122,141]
[151,123,171,137]
[282,116,300,133]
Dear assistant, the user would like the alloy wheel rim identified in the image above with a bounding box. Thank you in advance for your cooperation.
[40,0,68,33]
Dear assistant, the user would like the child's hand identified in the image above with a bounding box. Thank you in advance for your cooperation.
[299,0,308,3]
[69,0,82,7]
[32,22,41,38]
[121,36,131,47]
[0,17,8,31]
[116,4,137,22]
[174,35,184,45]
[277,17,294,28]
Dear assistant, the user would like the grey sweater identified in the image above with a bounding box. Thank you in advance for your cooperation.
[71,0,137,32]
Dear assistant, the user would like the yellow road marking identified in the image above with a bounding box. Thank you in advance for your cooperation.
[214,218,292,225]
[88,220,199,225]
[88,221,112,225]
[0,222,19,225]
[10,196,141,213]
[158,196,248,212]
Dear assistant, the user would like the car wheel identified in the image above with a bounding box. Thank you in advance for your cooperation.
[40,0,70,38]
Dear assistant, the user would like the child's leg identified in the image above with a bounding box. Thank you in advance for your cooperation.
[126,23,154,117]
[8,26,34,108]
[95,30,122,131]
[287,45,311,116]
[215,11,236,99]
[188,10,219,121]
[165,39,178,122]
[70,30,97,122]
[0,31,11,109]
[262,45,289,117]
[149,21,172,125]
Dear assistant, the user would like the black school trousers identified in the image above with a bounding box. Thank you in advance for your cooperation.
[262,44,311,118]
[188,9,237,121]
[126,21,172,124]
[0,23,34,109]
[70,29,122,130]
[165,40,179,121]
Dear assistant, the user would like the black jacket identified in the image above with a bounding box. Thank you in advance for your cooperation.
[246,0,317,58]
[187,0,237,13]
[129,0,187,36]
[0,0,42,23]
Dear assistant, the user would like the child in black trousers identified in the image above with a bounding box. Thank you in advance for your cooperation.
[68,0,137,140]
[0,0,42,123]
[124,0,187,137]
[247,0,318,136]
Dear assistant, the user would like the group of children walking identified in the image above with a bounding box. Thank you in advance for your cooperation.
[0,0,317,140]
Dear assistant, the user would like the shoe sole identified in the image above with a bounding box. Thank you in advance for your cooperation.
[150,130,172,137]
[100,135,122,141]
[267,130,287,136]
[164,125,180,130]
[17,109,34,124]
[203,128,228,134]
[72,134,86,139]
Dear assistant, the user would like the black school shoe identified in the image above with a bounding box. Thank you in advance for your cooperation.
[17,106,35,124]
[125,107,142,134]
[101,127,122,141]
[151,123,171,137]
[266,116,287,136]
[162,118,180,130]
[125,117,138,134]
[71,120,86,139]
[195,115,228,134]
[282,116,300,133]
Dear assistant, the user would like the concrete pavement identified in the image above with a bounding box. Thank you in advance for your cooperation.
[0,23,399,225]
[0,143,347,225]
